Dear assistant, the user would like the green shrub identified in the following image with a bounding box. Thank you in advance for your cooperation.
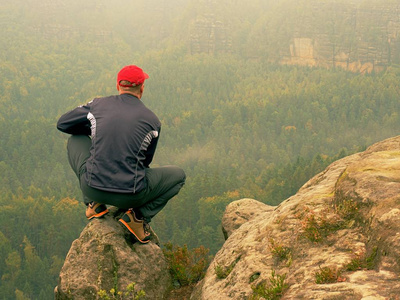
[299,209,344,243]
[346,247,378,271]
[97,282,145,300]
[162,242,211,287]
[365,247,378,269]
[251,270,288,300]
[269,239,292,263]
[345,256,364,271]
[215,255,241,279]
[315,266,342,284]
[334,198,360,220]
[215,264,233,279]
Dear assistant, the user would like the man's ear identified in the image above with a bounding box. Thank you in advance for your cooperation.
[116,83,120,91]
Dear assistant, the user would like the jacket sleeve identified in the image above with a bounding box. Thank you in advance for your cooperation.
[143,126,161,168]
[57,105,91,135]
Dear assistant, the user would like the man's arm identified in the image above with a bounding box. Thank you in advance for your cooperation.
[143,127,161,168]
[57,105,91,135]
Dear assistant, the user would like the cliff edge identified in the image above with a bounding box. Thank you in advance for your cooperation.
[193,135,400,299]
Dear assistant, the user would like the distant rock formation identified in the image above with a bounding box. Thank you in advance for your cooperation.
[192,135,400,299]
[282,2,400,73]
[190,1,400,73]
[54,208,171,300]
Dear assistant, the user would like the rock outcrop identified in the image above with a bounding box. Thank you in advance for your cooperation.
[193,135,400,299]
[221,198,275,240]
[54,208,171,300]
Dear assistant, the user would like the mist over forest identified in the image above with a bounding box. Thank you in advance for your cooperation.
[0,0,399,298]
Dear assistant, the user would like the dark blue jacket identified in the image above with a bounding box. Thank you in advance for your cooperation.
[57,93,161,194]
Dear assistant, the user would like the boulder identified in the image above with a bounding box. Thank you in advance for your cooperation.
[221,198,275,239]
[54,208,171,299]
[193,135,400,299]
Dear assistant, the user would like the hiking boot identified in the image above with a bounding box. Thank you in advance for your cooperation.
[119,210,150,244]
[86,202,109,220]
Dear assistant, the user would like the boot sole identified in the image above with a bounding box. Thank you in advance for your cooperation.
[119,219,150,244]
[87,209,109,220]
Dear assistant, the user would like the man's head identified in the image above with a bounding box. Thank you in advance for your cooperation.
[116,65,149,98]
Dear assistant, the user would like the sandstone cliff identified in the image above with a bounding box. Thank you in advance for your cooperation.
[54,208,171,299]
[193,135,400,299]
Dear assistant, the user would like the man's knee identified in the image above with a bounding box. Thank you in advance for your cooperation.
[169,165,186,184]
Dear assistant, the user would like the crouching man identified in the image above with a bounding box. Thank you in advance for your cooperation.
[57,65,186,244]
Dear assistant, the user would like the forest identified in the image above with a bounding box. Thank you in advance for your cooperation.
[1,0,400,298]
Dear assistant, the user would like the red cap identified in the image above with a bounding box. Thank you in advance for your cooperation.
[117,65,149,87]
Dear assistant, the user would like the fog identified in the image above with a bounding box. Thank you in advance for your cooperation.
[1,1,399,298]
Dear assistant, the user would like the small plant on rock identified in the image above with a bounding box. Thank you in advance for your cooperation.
[215,264,233,279]
[250,270,288,300]
[315,266,345,284]
[346,247,379,271]
[215,256,241,279]
[299,209,343,243]
[269,238,292,264]
[98,282,145,300]
[334,198,360,221]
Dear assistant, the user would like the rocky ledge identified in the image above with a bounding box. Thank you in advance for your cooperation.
[54,208,171,300]
[193,135,400,299]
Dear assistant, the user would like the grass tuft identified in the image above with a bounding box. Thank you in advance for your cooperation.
[250,270,288,300]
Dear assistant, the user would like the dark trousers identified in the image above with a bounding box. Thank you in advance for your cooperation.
[67,135,186,223]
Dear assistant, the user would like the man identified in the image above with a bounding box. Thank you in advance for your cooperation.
[57,65,186,244]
